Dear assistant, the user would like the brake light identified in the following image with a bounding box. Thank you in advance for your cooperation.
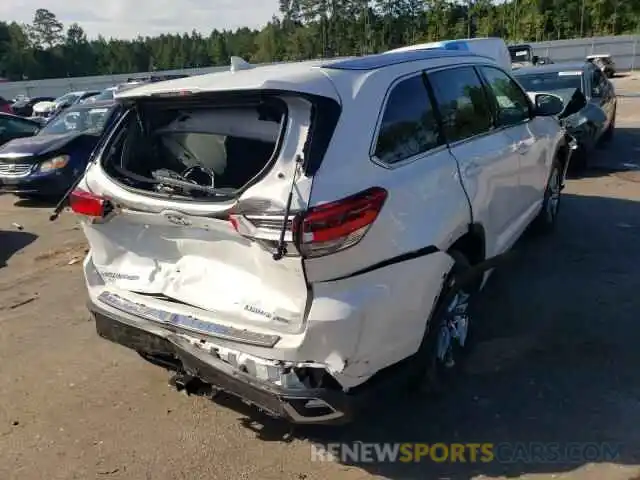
[228,214,239,231]
[69,189,107,217]
[294,187,387,258]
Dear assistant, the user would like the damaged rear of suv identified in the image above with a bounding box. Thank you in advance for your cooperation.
[74,50,566,424]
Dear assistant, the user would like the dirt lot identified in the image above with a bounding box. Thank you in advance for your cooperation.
[2,74,640,480]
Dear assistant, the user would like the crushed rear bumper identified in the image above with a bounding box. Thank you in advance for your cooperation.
[90,302,364,425]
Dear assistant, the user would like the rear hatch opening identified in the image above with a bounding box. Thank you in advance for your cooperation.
[101,94,288,201]
[78,90,343,340]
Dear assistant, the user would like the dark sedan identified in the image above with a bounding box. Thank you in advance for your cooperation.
[513,61,617,170]
[0,101,119,199]
[0,113,41,147]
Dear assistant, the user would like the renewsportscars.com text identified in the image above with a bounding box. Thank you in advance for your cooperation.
[310,442,622,464]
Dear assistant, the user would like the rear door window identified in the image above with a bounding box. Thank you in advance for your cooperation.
[478,66,531,127]
[374,74,442,165]
[427,66,493,143]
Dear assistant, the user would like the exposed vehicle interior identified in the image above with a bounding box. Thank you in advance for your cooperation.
[102,98,285,199]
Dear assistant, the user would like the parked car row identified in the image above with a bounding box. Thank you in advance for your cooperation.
[3,73,191,121]
[10,96,57,117]
[0,74,191,200]
[0,101,119,199]
[30,91,101,120]
[508,43,618,78]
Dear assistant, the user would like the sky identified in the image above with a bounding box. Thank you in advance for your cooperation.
[1,0,281,39]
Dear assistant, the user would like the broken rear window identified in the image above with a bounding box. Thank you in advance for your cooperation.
[101,98,286,199]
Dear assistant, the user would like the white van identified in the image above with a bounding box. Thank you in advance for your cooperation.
[386,37,512,72]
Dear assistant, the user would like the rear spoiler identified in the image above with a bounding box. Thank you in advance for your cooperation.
[230,56,254,72]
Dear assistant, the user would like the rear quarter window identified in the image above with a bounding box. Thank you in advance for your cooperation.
[374,74,442,165]
[427,66,493,143]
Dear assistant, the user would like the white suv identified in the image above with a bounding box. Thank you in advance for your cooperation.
[71,49,570,424]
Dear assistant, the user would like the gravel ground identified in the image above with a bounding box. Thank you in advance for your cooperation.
[1,74,640,480]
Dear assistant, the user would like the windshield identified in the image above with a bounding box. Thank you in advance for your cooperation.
[92,89,116,102]
[515,71,583,93]
[55,93,80,105]
[510,47,532,63]
[38,106,114,136]
[79,93,99,103]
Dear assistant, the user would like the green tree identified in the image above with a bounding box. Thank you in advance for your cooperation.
[0,5,638,82]
[27,8,64,49]
[64,23,96,76]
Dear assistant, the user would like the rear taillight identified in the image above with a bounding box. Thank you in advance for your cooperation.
[228,215,240,231]
[293,187,387,258]
[69,189,107,217]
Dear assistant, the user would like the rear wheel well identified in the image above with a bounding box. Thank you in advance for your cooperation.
[448,226,485,267]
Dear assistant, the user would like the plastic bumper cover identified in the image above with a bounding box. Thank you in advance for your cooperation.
[90,302,363,425]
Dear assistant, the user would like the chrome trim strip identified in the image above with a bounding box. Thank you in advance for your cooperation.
[0,152,33,159]
[98,291,281,348]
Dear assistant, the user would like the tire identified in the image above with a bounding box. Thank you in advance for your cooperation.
[570,145,588,172]
[412,250,476,397]
[15,193,59,203]
[15,193,42,200]
[532,161,562,234]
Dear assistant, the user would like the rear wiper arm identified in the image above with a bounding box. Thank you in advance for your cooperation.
[152,171,226,196]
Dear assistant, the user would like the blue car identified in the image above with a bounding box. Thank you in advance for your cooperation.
[0,101,119,199]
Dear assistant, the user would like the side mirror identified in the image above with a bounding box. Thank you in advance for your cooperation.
[532,55,539,64]
[534,93,564,117]
[592,86,602,97]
